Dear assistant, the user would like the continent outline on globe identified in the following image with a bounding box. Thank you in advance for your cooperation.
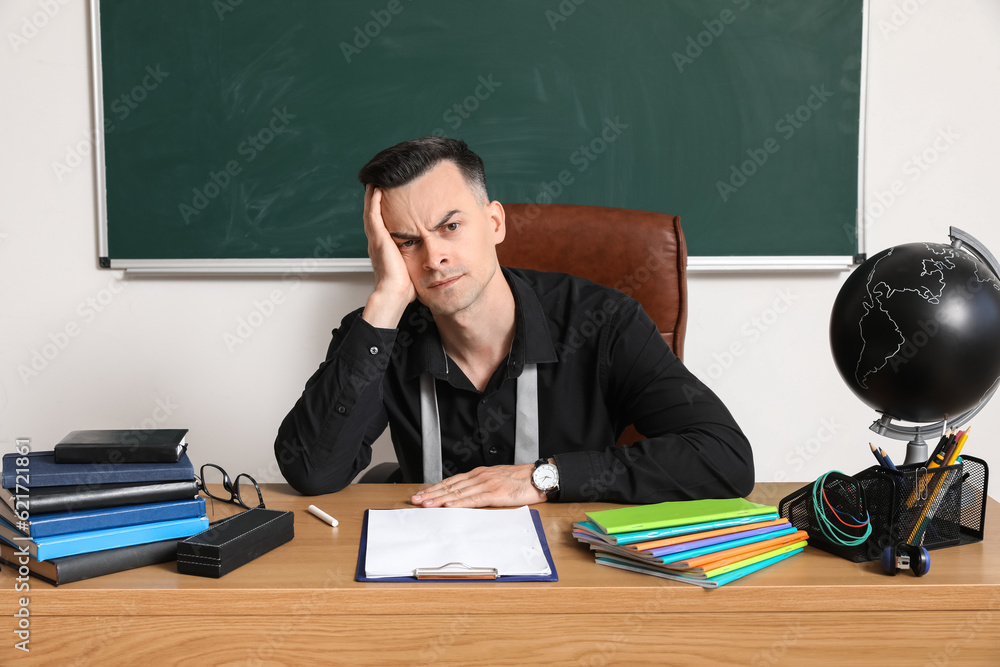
[831,241,1000,424]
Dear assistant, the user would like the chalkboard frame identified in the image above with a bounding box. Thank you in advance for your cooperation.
[90,0,869,274]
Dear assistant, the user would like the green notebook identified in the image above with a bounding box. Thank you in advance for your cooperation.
[586,498,777,535]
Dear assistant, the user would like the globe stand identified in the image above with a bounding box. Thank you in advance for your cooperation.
[868,226,1000,465]
[869,383,996,464]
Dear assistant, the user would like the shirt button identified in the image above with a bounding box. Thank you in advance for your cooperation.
[337,405,346,414]
[369,346,379,355]
[489,446,498,455]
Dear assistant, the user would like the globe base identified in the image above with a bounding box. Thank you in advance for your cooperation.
[902,439,929,466]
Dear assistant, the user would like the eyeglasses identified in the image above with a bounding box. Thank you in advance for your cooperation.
[196,463,265,510]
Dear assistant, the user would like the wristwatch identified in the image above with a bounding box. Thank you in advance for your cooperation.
[531,458,560,501]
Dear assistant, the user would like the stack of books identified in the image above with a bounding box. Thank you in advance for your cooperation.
[573,498,808,588]
[0,430,208,585]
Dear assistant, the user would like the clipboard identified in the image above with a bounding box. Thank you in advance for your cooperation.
[355,508,558,582]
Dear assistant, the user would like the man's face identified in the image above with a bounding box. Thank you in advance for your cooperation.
[379,160,505,317]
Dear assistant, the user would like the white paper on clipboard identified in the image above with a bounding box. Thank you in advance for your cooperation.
[364,506,552,579]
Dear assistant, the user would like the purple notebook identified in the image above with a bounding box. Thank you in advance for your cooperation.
[644,522,791,558]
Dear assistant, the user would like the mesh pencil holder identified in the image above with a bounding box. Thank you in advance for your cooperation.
[778,455,989,563]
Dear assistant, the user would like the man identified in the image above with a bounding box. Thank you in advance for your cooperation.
[275,137,753,507]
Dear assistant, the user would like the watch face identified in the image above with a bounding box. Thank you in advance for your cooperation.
[532,464,558,490]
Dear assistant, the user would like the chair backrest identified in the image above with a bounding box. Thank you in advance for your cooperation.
[498,203,688,358]
[497,203,688,446]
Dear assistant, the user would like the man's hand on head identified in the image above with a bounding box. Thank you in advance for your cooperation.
[410,464,547,508]
[362,184,417,329]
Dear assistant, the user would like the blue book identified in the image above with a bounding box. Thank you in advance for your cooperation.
[18,498,206,539]
[0,514,208,561]
[2,451,194,489]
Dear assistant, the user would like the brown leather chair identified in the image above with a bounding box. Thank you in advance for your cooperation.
[499,203,687,361]
[360,203,688,480]
[498,203,688,446]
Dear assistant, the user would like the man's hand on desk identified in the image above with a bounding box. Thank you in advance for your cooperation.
[410,464,547,508]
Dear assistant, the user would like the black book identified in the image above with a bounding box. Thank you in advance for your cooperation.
[54,429,188,464]
[0,538,178,586]
[1,479,199,515]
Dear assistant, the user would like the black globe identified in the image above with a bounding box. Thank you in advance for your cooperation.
[830,242,1000,423]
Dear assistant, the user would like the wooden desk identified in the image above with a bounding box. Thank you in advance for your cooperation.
[2,483,998,665]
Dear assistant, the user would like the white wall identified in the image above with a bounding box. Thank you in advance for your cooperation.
[2,1,998,495]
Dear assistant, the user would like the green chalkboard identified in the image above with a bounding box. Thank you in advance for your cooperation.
[96,0,863,267]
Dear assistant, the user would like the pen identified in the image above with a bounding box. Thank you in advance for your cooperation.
[926,431,951,466]
[308,505,339,527]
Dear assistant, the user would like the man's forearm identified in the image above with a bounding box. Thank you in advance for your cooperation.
[555,426,754,504]
[274,310,395,494]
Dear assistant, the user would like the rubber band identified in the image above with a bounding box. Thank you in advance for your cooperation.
[812,471,872,546]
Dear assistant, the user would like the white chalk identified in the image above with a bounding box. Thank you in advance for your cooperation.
[307,504,339,527]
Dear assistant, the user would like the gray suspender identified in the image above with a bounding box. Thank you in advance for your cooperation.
[513,364,540,469]
[419,364,539,484]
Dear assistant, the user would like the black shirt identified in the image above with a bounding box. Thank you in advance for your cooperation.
[274,267,754,503]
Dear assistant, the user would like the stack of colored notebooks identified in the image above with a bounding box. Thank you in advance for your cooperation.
[573,498,808,588]
[0,431,208,585]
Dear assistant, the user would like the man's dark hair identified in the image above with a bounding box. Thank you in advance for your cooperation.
[357,137,489,204]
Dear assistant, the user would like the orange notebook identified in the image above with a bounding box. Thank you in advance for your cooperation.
[628,517,790,552]
[663,529,809,571]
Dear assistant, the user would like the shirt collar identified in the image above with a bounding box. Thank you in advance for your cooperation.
[403,266,558,381]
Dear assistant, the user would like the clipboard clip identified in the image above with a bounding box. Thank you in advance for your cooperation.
[413,562,499,580]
